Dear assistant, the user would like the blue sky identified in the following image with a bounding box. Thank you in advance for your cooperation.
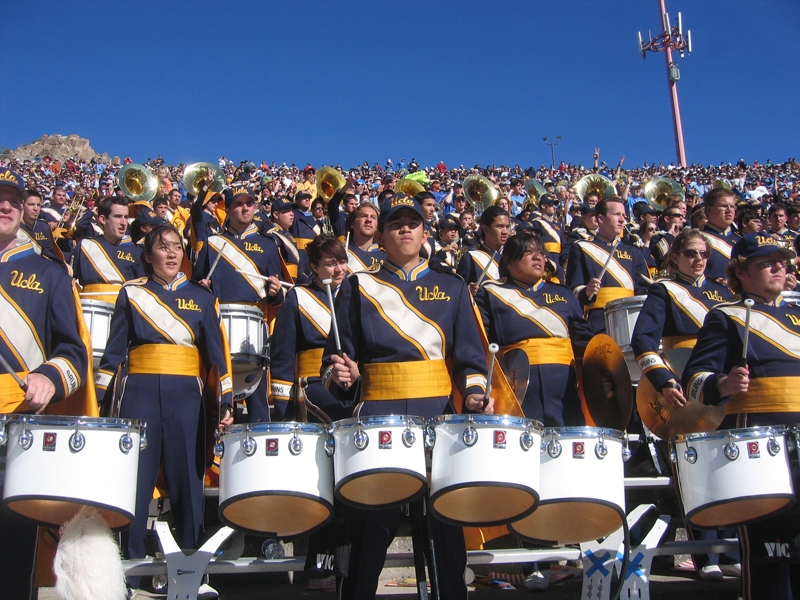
[2,1,798,169]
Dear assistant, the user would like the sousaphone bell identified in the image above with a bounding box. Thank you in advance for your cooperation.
[118,163,158,204]
[181,162,226,197]
[523,179,547,212]
[644,177,685,211]
[574,174,616,203]
[462,174,500,217]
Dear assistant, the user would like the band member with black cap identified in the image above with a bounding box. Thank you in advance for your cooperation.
[290,190,321,281]
[265,196,301,281]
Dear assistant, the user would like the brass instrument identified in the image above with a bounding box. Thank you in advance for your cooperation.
[181,162,226,197]
[118,163,159,203]
[643,176,684,210]
[53,188,89,240]
[574,174,616,202]
[463,174,500,216]
[714,178,732,190]
[523,179,547,212]
[316,166,346,201]
[394,177,425,198]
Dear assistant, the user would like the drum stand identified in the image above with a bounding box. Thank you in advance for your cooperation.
[407,498,440,600]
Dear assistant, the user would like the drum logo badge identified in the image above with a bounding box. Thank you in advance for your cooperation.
[494,430,507,449]
[266,438,279,456]
[43,432,57,452]
[379,431,392,449]
[573,441,585,459]
[748,441,760,459]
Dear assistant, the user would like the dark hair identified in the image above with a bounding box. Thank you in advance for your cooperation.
[306,234,347,266]
[311,199,325,211]
[500,231,545,276]
[768,204,786,218]
[25,189,42,201]
[415,191,436,203]
[479,205,509,229]
[96,195,129,219]
[344,202,379,233]
[594,196,625,217]
[703,187,736,209]
[141,225,182,277]
[665,229,710,271]
[153,197,169,209]
[377,189,394,204]
[725,255,754,294]
[787,203,800,220]
[737,209,760,230]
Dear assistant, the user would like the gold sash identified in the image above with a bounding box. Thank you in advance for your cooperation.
[128,344,201,377]
[81,283,122,304]
[502,338,574,366]
[0,372,30,413]
[726,377,800,414]
[662,335,696,351]
[589,287,634,311]
[361,359,452,401]
[296,348,324,380]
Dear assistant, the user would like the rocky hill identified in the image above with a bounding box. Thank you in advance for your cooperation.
[5,134,110,162]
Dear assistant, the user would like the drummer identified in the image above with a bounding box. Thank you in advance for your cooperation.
[476,231,593,426]
[456,204,510,296]
[270,235,353,422]
[96,224,233,595]
[681,232,800,600]
[73,195,144,303]
[193,184,285,423]
[0,168,92,598]
[321,192,494,600]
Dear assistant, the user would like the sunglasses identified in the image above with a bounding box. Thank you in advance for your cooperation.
[679,250,710,259]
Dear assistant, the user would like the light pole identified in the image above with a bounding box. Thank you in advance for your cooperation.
[543,136,561,169]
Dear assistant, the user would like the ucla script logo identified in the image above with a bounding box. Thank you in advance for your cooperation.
[416,286,450,301]
[786,314,800,327]
[543,293,567,304]
[244,242,263,253]
[10,270,44,294]
[703,290,725,302]
[117,250,135,262]
[176,298,201,312]
[615,249,632,261]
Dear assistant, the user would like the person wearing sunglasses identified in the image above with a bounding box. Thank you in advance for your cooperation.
[701,188,741,284]
[682,233,800,599]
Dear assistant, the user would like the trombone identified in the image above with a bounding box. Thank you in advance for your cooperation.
[53,187,90,240]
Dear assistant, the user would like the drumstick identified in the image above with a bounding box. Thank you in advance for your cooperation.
[206,241,227,281]
[739,298,755,367]
[587,238,620,303]
[322,278,348,392]
[344,231,350,254]
[476,250,500,286]
[235,270,294,288]
[483,343,499,409]
[0,353,28,393]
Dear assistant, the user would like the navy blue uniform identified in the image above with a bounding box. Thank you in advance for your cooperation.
[702,223,740,282]
[19,217,64,264]
[456,242,501,285]
[346,243,384,274]
[73,235,144,287]
[289,210,321,282]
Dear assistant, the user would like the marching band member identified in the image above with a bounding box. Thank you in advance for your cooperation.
[18,188,64,264]
[416,191,439,259]
[290,190,322,282]
[73,195,144,303]
[566,196,649,334]
[700,188,741,284]
[96,225,233,594]
[650,207,686,268]
[270,235,352,422]
[193,185,284,423]
[456,205,510,296]
[343,201,384,273]
[531,194,567,282]
[766,204,796,245]
[682,233,800,600]
[264,197,300,281]
[189,186,224,257]
[432,212,462,271]
[0,168,92,598]
[476,231,593,426]
[321,193,494,600]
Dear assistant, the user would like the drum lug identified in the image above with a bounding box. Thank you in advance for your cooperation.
[622,438,632,462]
[669,445,677,463]
[289,427,303,456]
[139,423,148,451]
[69,430,86,453]
[684,446,697,464]
[354,425,369,451]
[119,432,134,454]
[214,429,225,458]
[242,429,257,457]
[462,422,478,448]
[547,438,562,459]
[595,441,608,459]
[520,430,535,451]
[724,439,740,461]
[402,427,416,448]
[424,425,436,449]
[768,435,781,457]
[0,416,7,447]
[18,428,33,450]
[325,434,335,457]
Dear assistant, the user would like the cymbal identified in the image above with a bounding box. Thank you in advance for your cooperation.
[636,357,725,440]
[500,348,530,403]
[579,334,633,431]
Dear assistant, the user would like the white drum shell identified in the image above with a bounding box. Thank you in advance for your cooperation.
[2,416,141,531]
[429,415,542,527]
[672,427,795,529]
[604,296,647,383]
[218,423,333,538]
[220,304,267,372]
[80,299,115,371]
[332,416,427,509]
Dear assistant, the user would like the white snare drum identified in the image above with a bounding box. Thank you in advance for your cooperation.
[671,426,795,529]
[604,296,648,384]
[332,415,427,510]
[217,422,333,538]
[80,299,115,371]
[1,415,144,531]
[782,291,800,305]
[219,304,268,400]
[428,415,542,527]
[509,427,627,546]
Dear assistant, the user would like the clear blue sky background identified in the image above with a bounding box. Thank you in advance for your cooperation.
[2,1,797,170]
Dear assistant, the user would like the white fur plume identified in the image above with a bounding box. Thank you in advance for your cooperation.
[54,506,128,600]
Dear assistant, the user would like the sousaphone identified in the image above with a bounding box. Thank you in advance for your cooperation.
[644,177,684,211]
[316,166,346,201]
[181,162,226,197]
[118,163,158,204]
[463,174,501,217]
[523,179,547,211]
[574,174,616,202]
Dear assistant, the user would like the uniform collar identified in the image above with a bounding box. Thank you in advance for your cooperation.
[704,222,733,236]
[741,291,778,307]
[594,232,620,245]
[479,241,501,255]
[675,271,706,287]
[151,272,188,291]
[510,277,545,292]
[0,238,37,262]
[225,223,259,239]
[383,258,430,281]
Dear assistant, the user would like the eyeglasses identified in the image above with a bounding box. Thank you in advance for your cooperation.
[665,213,682,218]
[753,258,788,270]
[679,250,710,259]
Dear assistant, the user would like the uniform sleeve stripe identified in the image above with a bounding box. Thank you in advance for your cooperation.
[95,370,113,389]
[44,358,80,395]
[687,372,712,404]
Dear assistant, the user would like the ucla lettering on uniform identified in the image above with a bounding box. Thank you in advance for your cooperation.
[543,292,567,304]
[35,232,46,241]
[176,298,202,312]
[244,242,263,253]
[787,314,800,327]
[117,250,135,262]
[10,270,45,294]
[416,285,451,301]
[615,249,632,260]
[703,290,725,302]
[391,196,415,208]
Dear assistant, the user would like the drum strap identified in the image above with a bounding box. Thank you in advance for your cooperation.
[727,377,800,414]
[361,360,451,401]
[128,345,201,376]
[295,238,314,250]
[502,338,574,366]
[0,372,30,412]
[661,335,696,351]
[296,348,324,380]
[80,283,122,304]
[588,287,633,312]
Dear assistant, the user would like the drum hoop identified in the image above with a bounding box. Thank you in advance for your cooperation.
[219,303,265,318]
[430,414,543,430]
[5,415,144,430]
[543,426,625,440]
[79,299,115,310]
[332,414,426,429]
[603,295,648,311]
[221,421,326,436]
[673,425,788,443]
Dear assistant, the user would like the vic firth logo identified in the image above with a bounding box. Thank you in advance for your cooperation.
[244,241,263,253]
[416,285,450,301]
[543,292,567,304]
[703,290,725,302]
[10,270,44,294]
[116,250,135,262]
[765,541,791,558]
[176,298,201,312]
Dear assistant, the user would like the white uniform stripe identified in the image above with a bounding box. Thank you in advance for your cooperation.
[468,250,500,281]
[125,286,195,346]
[0,286,45,369]
[705,235,733,258]
[576,241,634,289]
[347,249,371,274]
[484,284,569,338]
[660,281,712,327]
[46,357,80,395]
[209,237,266,297]
[295,288,331,337]
[82,239,125,284]
[271,231,300,263]
[718,306,800,359]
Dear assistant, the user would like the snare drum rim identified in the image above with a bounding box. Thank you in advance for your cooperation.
[683,494,796,531]
[672,425,789,444]
[542,426,626,440]
[218,491,334,540]
[1,496,134,532]
[429,414,544,431]
[5,415,145,430]
[333,467,427,510]
[220,421,328,436]
[219,303,266,319]
[429,482,540,528]
[79,298,116,310]
[602,295,648,311]
[332,414,427,430]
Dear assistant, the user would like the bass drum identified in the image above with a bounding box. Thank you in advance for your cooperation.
[80,299,115,371]
[428,415,542,527]
[218,422,334,538]
[2,415,145,531]
[219,303,268,400]
[672,426,795,529]
[509,427,627,546]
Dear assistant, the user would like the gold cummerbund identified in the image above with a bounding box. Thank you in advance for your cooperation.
[128,344,201,377]
[295,238,314,250]
[296,348,324,380]
[544,242,562,254]
[588,287,634,311]
[286,263,298,278]
[81,283,122,304]
[662,335,696,352]
[726,377,800,414]
[502,338,574,366]
[361,359,452,401]
[0,372,30,413]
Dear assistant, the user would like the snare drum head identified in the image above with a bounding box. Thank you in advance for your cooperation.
[510,501,624,546]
